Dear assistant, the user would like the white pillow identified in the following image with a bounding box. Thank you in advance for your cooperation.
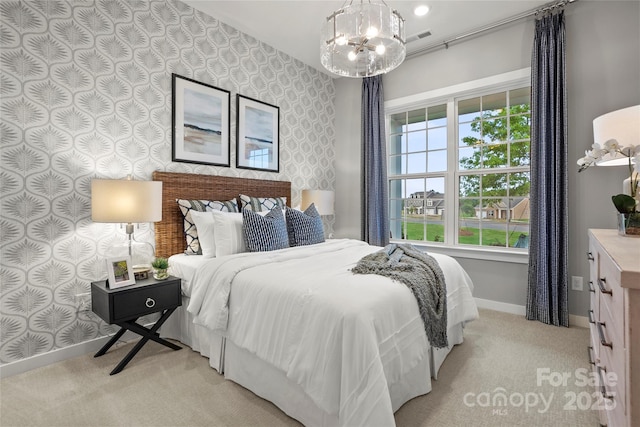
[189,211,217,258]
[211,211,246,257]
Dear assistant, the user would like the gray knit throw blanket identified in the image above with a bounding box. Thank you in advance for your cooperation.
[351,243,448,349]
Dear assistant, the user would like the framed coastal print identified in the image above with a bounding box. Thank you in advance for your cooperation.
[106,256,135,289]
[172,74,230,166]
[236,94,280,172]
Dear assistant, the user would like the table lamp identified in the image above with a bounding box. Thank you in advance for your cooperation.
[301,190,335,216]
[593,105,640,197]
[91,177,162,271]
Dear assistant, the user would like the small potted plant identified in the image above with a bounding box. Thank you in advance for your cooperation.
[151,257,169,280]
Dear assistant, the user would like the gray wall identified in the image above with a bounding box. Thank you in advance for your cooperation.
[333,1,640,317]
[0,0,336,364]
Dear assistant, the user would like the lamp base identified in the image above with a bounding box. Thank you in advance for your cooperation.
[105,238,155,269]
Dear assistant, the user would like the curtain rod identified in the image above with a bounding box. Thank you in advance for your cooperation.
[406,0,577,59]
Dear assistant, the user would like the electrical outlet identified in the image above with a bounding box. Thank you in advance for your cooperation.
[571,276,583,291]
[76,293,91,312]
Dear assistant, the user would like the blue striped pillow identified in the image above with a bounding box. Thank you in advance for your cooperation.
[242,208,290,252]
[286,204,325,247]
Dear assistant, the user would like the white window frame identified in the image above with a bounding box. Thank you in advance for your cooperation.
[385,68,531,264]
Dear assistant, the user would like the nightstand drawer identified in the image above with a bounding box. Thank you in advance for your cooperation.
[92,277,181,324]
[112,281,180,322]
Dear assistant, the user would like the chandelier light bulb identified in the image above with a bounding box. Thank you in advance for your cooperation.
[348,51,358,61]
[336,35,347,46]
[366,26,379,39]
[375,44,386,55]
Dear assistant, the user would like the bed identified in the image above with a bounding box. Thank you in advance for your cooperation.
[153,171,478,427]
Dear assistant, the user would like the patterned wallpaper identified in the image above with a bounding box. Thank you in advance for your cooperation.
[0,0,336,364]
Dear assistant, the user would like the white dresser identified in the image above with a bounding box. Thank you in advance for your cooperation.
[588,229,640,427]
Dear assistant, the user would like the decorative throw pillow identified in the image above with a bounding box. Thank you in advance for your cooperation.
[176,199,238,255]
[239,194,287,212]
[211,211,246,257]
[286,203,325,247]
[242,208,290,252]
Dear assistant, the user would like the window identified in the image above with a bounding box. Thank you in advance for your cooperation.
[248,148,270,168]
[387,72,530,254]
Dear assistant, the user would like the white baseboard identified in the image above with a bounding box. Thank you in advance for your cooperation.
[474,297,526,315]
[474,297,589,328]
[569,314,589,328]
[0,300,590,379]
[0,328,148,379]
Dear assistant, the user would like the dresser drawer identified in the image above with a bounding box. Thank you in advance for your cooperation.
[597,252,625,342]
[598,316,626,415]
[589,322,600,364]
[589,279,599,324]
[588,243,599,319]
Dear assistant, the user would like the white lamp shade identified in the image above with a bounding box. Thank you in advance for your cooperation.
[91,179,162,223]
[301,190,335,215]
[593,105,640,166]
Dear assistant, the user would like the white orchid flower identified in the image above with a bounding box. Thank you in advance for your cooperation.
[621,146,634,156]
[603,138,620,153]
[634,153,640,174]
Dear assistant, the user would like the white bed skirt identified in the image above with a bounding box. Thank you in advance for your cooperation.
[432,322,464,380]
[160,297,225,373]
[161,297,467,426]
[224,339,432,427]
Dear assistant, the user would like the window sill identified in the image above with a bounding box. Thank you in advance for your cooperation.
[391,240,529,264]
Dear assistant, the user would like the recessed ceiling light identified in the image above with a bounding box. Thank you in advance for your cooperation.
[414,5,430,16]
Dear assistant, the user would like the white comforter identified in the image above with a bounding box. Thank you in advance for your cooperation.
[187,239,477,426]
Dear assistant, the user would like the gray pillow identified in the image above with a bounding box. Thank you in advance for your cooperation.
[242,208,290,252]
[285,204,325,247]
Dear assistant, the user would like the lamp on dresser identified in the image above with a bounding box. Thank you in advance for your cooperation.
[592,105,639,197]
[91,176,162,274]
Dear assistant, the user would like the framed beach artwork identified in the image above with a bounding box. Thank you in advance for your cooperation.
[172,74,230,166]
[106,256,135,289]
[236,94,280,172]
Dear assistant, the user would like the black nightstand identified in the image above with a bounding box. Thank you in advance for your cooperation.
[91,276,182,375]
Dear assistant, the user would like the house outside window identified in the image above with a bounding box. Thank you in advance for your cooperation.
[387,71,531,256]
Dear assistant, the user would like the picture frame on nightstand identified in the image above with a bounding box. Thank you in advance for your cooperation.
[106,256,135,289]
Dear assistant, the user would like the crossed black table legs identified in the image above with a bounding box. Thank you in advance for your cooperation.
[94,308,181,375]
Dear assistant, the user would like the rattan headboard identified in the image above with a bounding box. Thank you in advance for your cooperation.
[152,171,291,258]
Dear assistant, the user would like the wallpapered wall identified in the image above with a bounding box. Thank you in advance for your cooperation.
[0,0,336,364]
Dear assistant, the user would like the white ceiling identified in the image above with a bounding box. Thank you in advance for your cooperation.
[184,0,549,76]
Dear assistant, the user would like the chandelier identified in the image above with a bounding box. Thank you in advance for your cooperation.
[321,0,406,78]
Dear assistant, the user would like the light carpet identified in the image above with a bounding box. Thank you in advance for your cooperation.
[0,309,598,426]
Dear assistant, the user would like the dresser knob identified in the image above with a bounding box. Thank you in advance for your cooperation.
[145,298,156,308]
